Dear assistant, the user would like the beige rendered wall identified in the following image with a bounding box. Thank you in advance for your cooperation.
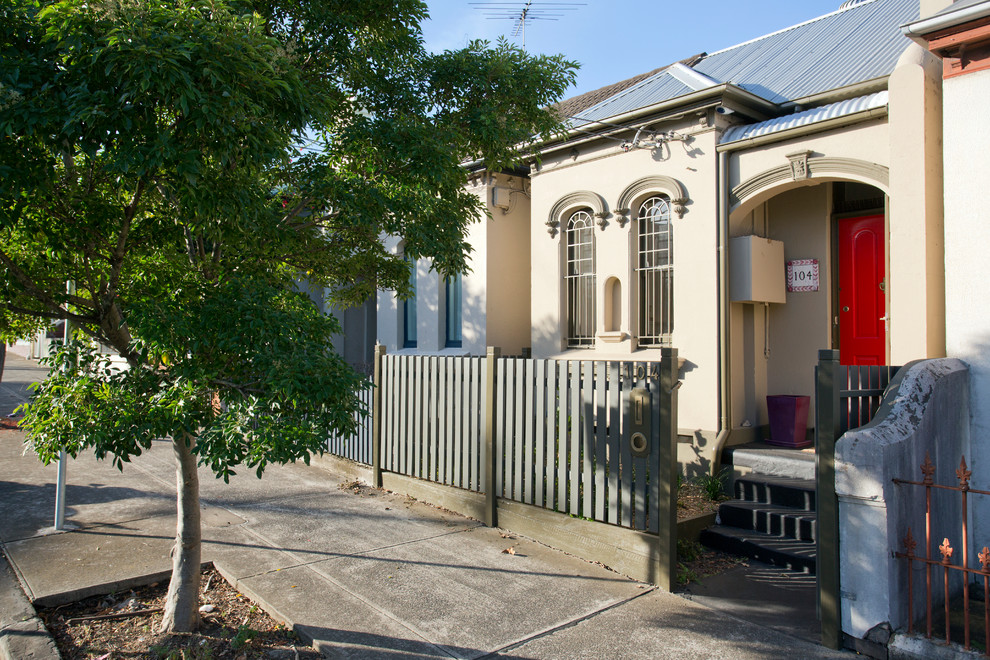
[766,186,832,412]
[887,42,946,363]
[485,173,532,355]
[728,189,831,431]
[529,117,720,433]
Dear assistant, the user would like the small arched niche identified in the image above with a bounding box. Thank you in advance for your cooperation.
[604,276,622,333]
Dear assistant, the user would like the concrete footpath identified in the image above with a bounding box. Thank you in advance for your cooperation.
[0,353,850,659]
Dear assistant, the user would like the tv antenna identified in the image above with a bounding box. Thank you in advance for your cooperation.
[469,2,585,50]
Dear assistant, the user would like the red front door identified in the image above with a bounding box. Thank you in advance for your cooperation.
[838,214,886,365]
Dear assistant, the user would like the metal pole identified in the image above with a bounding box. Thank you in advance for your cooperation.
[54,449,67,530]
[54,281,75,531]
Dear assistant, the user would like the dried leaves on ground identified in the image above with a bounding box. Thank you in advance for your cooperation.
[40,566,321,659]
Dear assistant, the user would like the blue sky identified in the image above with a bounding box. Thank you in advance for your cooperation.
[422,1,849,98]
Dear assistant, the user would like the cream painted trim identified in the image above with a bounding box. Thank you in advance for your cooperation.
[616,175,690,220]
[547,190,608,237]
[730,156,890,208]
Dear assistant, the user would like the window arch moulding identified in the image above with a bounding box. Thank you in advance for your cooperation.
[547,191,608,237]
[615,175,689,226]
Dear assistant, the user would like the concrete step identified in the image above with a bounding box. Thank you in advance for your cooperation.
[700,525,817,574]
[726,443,816,481]
[717,501,817,542]
[734,474,817,512]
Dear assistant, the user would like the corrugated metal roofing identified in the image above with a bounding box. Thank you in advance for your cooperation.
[567,0,917,128]
[718,91,888,144]
[567,73,695,129]
[695,0,918,104]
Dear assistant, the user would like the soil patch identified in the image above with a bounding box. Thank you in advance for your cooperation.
[39,565,320,659]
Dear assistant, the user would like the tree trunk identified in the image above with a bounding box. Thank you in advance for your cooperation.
[159,433,202,633]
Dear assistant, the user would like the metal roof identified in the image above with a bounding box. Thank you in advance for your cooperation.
[568,0,918,128]
[695,0,918,104]
[567,73,695,129]
[718,91,889,145]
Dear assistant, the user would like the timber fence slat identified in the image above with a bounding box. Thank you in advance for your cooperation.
[512,358,522,498]
[470,360,488,493]
[496,358,506,497]
[428,356,437,481]
[634,364,648,531]
[569,361,581,516]
[607,362,621,525]
[452,358,461,487]
[557,361,567,513]
[533,360,553,508]
[523,360,535,505]
[648,365,661,535]
[513,359,524,501]
[620,363,634,528]
[582,361,594,519]
[594,363,607,522]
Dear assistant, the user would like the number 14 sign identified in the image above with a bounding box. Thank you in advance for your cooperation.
[787,259,819,292]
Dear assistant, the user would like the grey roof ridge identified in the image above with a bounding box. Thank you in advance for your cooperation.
[705,0,884,57]
[665,63,720,92]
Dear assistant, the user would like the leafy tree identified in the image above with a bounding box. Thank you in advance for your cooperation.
[0,0,576,632]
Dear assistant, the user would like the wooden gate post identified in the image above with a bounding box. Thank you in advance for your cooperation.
[816,348,842,650]
[657,347,679,591]
[484,346,500,528]
[371,344,386,488]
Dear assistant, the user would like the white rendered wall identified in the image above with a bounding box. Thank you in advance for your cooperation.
[376,173,531,357]
[943,67,990,546]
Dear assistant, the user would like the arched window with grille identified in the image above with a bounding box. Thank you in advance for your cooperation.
[566,209,596,347]
[637,195,673,345]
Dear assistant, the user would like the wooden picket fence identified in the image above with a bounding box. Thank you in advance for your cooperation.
[326,348,678,534]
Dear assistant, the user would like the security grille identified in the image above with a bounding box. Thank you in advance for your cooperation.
[566,210,596,347]
[637,196,673,345]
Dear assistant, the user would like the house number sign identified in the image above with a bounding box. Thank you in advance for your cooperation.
[786,259,819,292]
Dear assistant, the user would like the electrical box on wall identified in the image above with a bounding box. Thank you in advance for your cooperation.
[730,235,786,304]
[492,186,511,211]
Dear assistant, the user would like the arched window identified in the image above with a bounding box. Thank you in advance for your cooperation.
[637,195,673,345]
[566,209,596,347]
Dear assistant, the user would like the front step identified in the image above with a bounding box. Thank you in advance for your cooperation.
[701,455,818,574]
[734,474,816,511]
[717,500,817,542]
[727,444,816,481]
[700,525,817,574]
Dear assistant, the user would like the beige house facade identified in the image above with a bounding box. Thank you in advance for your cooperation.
[378,0,953,474]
